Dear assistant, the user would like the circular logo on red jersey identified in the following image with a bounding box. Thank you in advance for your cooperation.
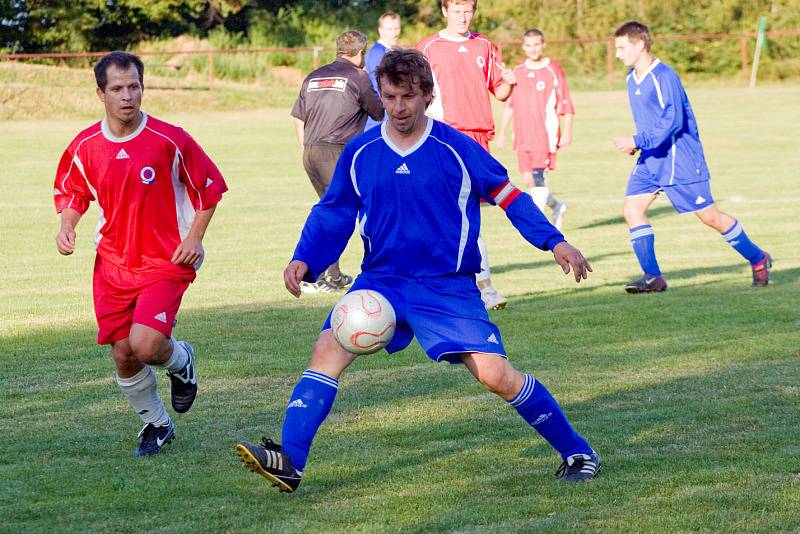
[140,166,156,185]
[536,80,546,91]
[476,56,486,69]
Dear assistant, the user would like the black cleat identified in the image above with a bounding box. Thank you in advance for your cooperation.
[625,274,668,293]
[134,420,175,457]
[236,438,302,493]
[751,252,771,288]
[167,341,197,413]
[556,451,601,482]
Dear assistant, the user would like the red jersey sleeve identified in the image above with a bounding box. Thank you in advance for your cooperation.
[554,62,575,116]
[176,132,228,211]
[53,139,94,215]
[487,41,505,96]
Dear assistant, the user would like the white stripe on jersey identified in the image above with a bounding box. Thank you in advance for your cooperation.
[170,150,196,243]
[350,137,384,196]
[429,134,471,272]
[144,124,205,211]
[71,153,106,248]
[648,69,677,185]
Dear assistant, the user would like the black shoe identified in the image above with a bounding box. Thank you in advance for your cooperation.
[325,273,354,290]
[167,341,197,413]
[555,451,601,482]
[624,274,668,293]
[751,252,771,288]
[134,420,175,457]
[235,438,302,493]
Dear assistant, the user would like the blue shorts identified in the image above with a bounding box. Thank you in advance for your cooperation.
[322,273,506,363]
[626,166,715,214]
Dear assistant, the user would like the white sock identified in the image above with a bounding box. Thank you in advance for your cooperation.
[546,192,557,208]
[153,337,189,373]
[116,366,170,427]
[476,234,491,283]
[529,187,549,212]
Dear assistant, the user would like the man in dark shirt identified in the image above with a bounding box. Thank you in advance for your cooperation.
[291,30,384,293]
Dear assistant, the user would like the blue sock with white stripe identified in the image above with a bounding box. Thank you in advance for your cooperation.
[629,224,661,276]
[281,369,339,471]
[721,220,764,265]
[509,374,592,459]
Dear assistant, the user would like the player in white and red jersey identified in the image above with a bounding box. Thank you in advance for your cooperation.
[53,52,227,457]
[497,29,574,230]
[416,0,517,311]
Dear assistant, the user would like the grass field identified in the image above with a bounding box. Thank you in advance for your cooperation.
[1,83,799,532]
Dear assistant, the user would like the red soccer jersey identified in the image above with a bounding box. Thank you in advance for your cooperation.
[417,31,505,133]
[53,113,227,280]
[508,58,574,152]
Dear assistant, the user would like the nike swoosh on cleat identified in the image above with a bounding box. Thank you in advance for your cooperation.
[645,277,656,284]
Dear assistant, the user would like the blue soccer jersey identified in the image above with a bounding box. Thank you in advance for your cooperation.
[292,118,564,280]
[627,59,711,186]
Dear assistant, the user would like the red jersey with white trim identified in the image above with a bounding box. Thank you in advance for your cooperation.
[417,31,505,133]
[53,113,227,280]
[508,58,573,152]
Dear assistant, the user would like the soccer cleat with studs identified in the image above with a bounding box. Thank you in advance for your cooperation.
[751,252,771,288]
[325,273,354,290]
[134,420,175,457]
[624,274,668,293]
[235,438,302,493]
[555,451,601,482]
[481,286,508,310]
[167,341,197,413]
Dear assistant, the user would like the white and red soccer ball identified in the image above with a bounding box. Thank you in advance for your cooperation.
[331,290,396,355]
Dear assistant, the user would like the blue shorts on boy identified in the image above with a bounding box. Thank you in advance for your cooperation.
[323,272,506,363]
[626,164,715,213]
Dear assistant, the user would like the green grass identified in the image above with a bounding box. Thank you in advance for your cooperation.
[1,84,799,533]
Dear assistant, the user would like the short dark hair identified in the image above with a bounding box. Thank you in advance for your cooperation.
[378,11,400,27]
[442,0,477,9]
[614,20,652,51]
[375,48,434,97]
[524,28,544,40]
[94,51,144,91]
[336,30,368,57]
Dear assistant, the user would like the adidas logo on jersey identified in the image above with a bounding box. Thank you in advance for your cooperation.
[458,45,468,53]
[487,333,499,344]
[528,72,536,78]
[395,163,410,174]
[635,88,641,95]
[287,399,307,409]
[154,312,167,323]
[116,148,130,159]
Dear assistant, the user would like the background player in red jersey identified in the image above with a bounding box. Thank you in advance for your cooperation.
[53,51,227,457]
[497,29,574,230]
[417,0,517,311]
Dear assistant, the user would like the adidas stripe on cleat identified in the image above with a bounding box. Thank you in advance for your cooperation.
[134,420,175,457]
[235,438,302,493]
[167,341,197,413]
[555,451,601,482]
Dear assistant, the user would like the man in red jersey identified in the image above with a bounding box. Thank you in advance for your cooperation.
[53,51,227,457]
[417,0,517,311]
[497,29,574,230]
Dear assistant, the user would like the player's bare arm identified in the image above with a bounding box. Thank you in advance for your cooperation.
[284,259,309,298]
[496,106,514,149]
[56,208,82,255]
[552,241,592,283]
[558,113,574,149]
[171,206,216,265]
[292,117,305,146]
[613,135,637,154]
[493,64,517,102]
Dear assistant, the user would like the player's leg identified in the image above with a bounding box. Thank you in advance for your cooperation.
[460,352,599,481]
[236,330,356,492]
[623,169,667,292]
[476,234,508,310]
[695,207,770,287]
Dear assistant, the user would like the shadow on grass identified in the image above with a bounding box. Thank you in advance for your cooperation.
[577,205,674,230]
[491,250,629,276]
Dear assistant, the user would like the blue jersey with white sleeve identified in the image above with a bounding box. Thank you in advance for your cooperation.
[292,118,564,280]
[627,59,711,186]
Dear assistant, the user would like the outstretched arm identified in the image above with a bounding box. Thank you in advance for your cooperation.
[552,241,592,283]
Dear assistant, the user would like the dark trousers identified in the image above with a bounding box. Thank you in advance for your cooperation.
[302,143,345,198]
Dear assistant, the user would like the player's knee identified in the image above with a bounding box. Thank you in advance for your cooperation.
[309,330,355,377]
[622,203,644,225]
[474,362,516,396]
[532,169,546,187]
[111,344,137,369]
[128,336,162,364]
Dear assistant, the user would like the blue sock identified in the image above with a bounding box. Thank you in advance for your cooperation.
[281,369,338,471]
[509,375,592,459]
[629,225,661,276]
[721,220,764,265]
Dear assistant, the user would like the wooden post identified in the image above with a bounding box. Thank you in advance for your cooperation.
[313,47,321,69]
[749,16,768,89]
[207,52,214,95]
[606,38,614,90]
[740,34,748,80]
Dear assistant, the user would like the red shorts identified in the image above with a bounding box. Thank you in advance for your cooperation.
[460,130,493,152]
[92,255,192,345]
[517,150,557,173]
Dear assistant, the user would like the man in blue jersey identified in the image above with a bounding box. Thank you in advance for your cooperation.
[612,21,771,292]
[236,49,600,491]
[364,11,401,130]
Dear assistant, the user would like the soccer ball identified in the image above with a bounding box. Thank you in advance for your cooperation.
[331,290,396,355]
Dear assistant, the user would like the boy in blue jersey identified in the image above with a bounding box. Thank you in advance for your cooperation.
[612,21,771,292]
[364,12,401,130]
[236,49,601,491]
